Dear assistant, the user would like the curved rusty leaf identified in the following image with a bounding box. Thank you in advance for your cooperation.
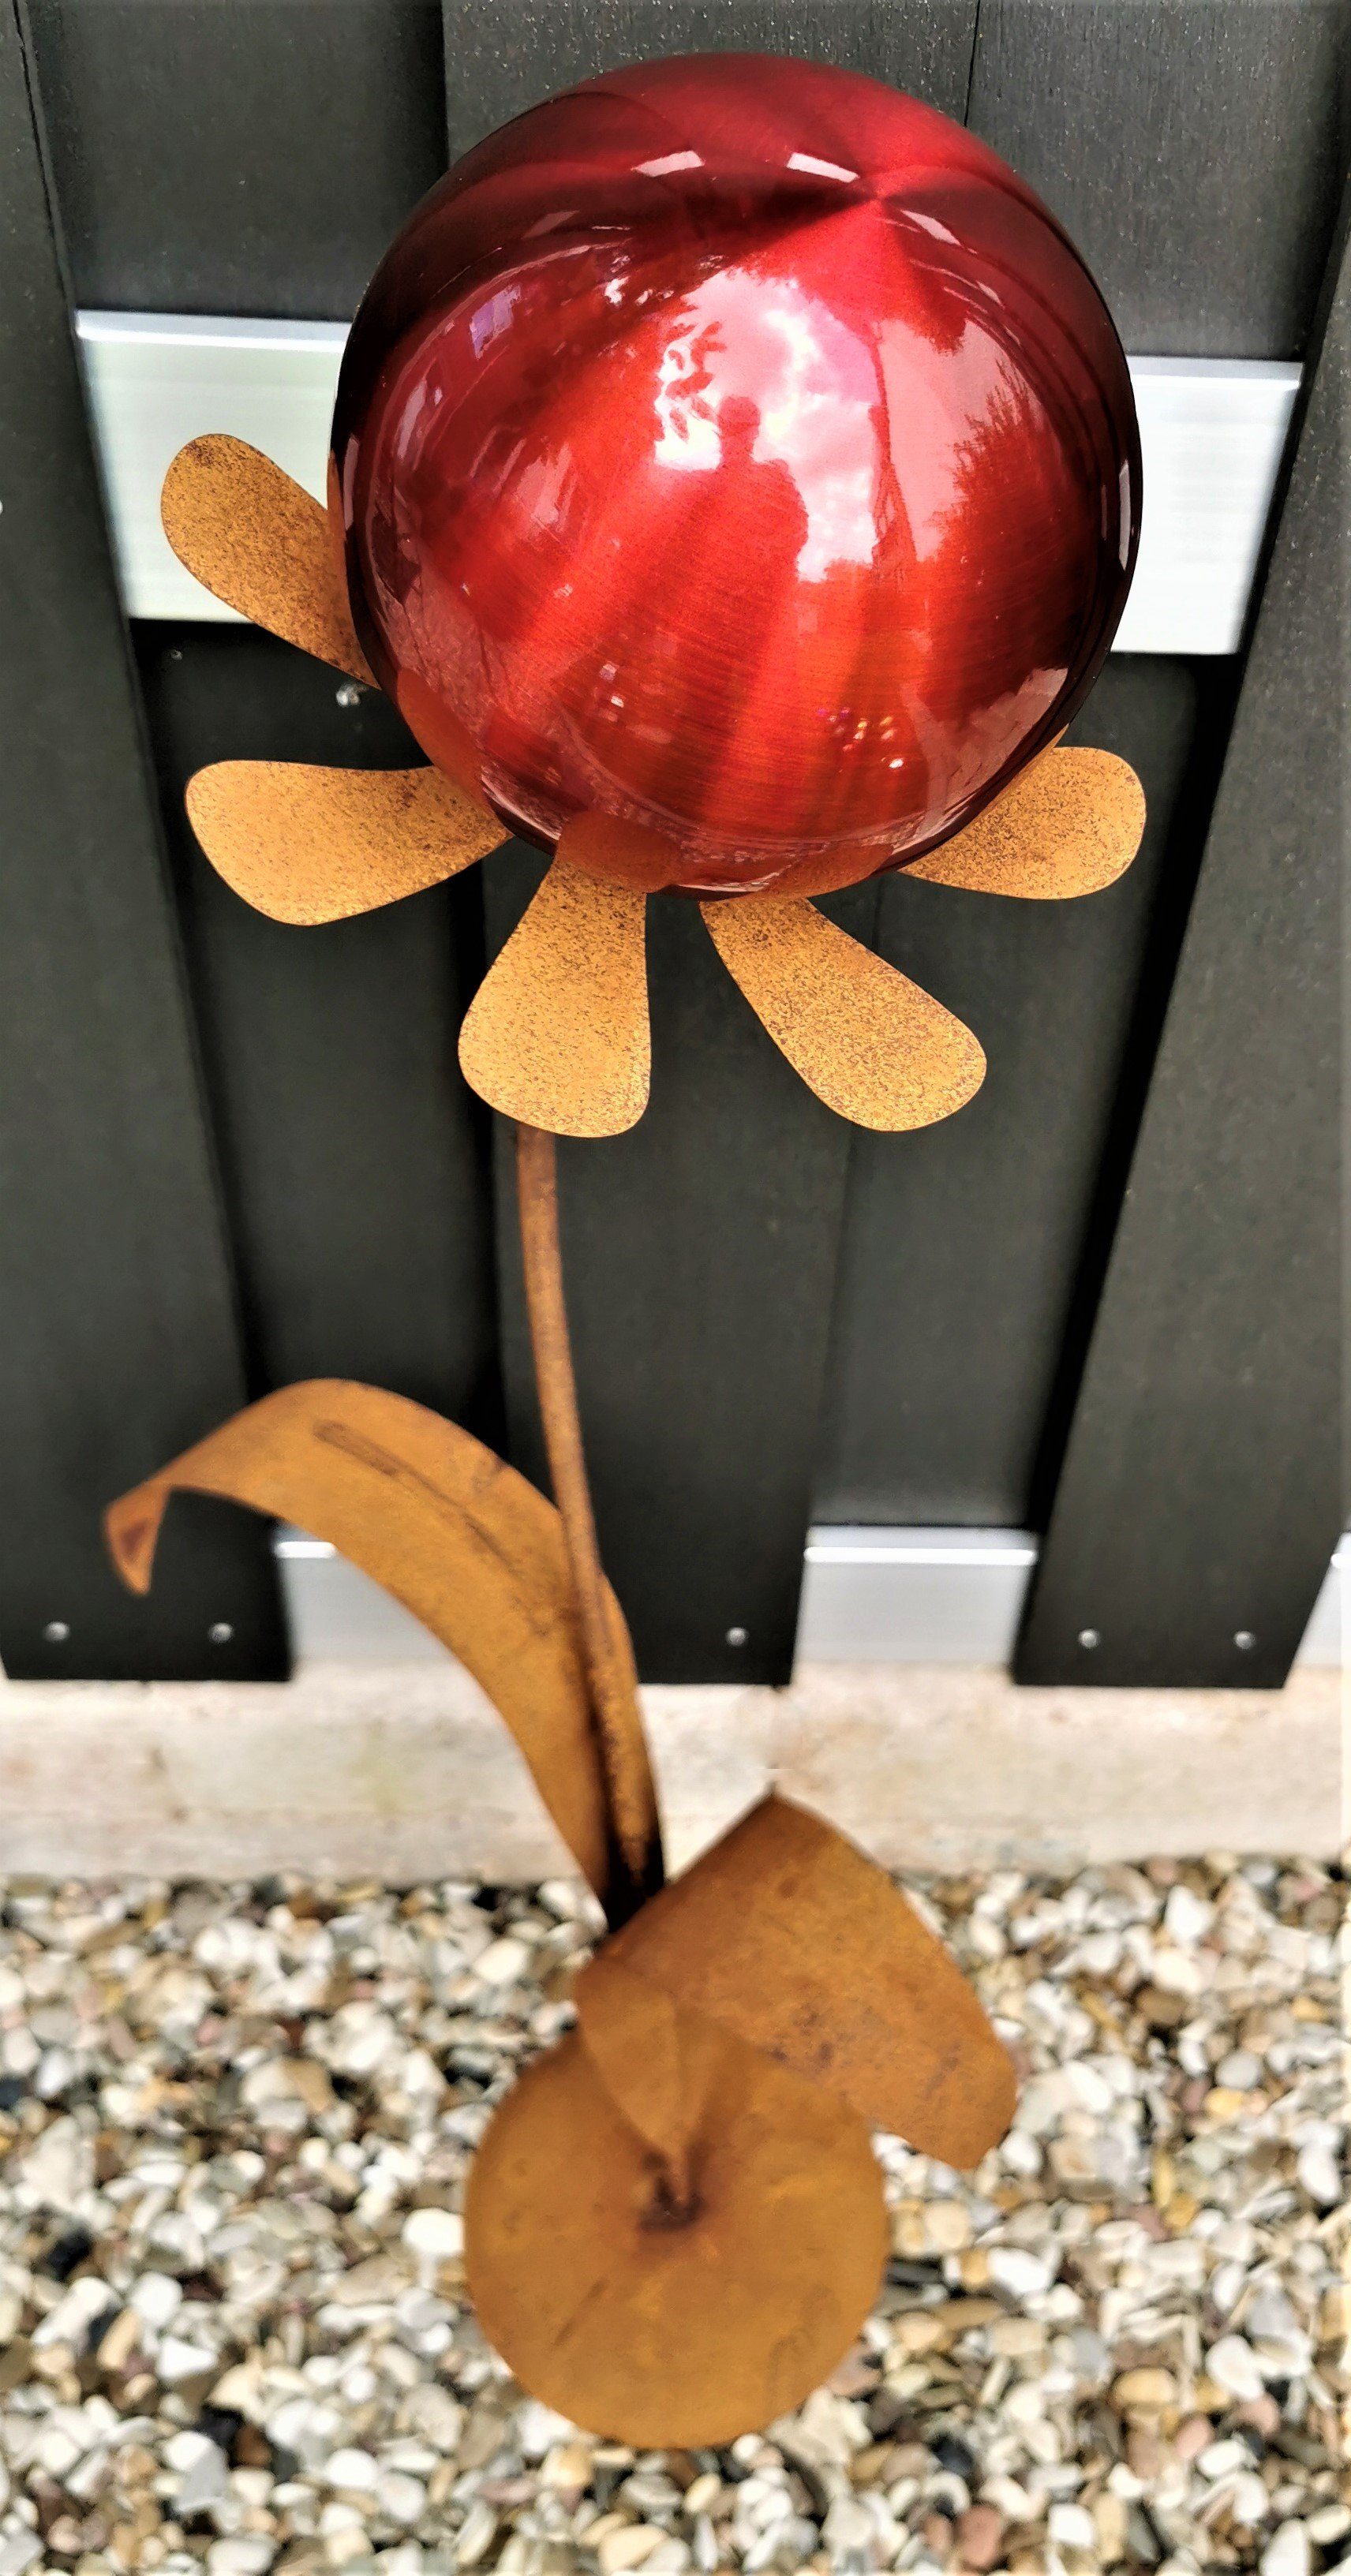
[466,2004,886,2447]
[583,1793,1015,2167]
[104,1381,661,1911]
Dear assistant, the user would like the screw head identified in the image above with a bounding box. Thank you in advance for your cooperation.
[208,1621,234,1646]
[725,1624,748,1648]
[1234,1629,1256,1651]
[43,1620,70,1643]
[1077,1627,1100,1651]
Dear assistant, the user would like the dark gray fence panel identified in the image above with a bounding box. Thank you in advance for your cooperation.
[0,2,286,1681]
[485,854,875,1686]
[135,629,502,1441]
[815,659,1237,1529]
[968,0,1348,358]
[27,0,447,316]
[443,0,980,150]
[446,0,981,1686]
[10,0,1334,1688]
[1016,211,1347,1689]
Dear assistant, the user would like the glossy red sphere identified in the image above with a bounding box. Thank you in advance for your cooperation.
[333,54,1140,898]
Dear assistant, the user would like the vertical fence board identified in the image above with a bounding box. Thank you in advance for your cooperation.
[0,3,286,1681]
[967,0,1348,359]
[1015,211,1347,1688]
[485,854,874,1685]
[447,0,980,1684]
[443,0,979,151]
[815,658,1237,1528]
[27,0,447,318]
[134,627,502,1441]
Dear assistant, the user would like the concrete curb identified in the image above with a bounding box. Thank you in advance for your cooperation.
[0,1658,1341,1879]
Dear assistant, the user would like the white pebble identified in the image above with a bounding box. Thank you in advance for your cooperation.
[2,2025,39,2077]
[207,2541,275,2576]
[211,2363,264,2413]
[34,2425,83,2476]
[401,2207,463,2263]
[157,2333,218,2382]
[399,2385,463,2451]
[1000,2127,1042,2176]
[324,2529,371,2567]
[35,2045,77,2098]
[1199,2440,1252,2480]
[1148,1942,1207,1995]
[166,2432,217,2473]
[32,2272,114,2347]
[1206,2334,1265,2400]
[377,2473,427,2526]
[1164,1882,1214,1946]
[130,2271,183,2327]
[1215,2048,1262,2089]
[1230,2473,1274,2526]
[319,2505,365,2536]
[13,2112,92,2208]
[178,2446,231,2514]
[455,2503,498,2568]
[515,2400,576,2459]
[327,2447,380,2491]
[1297,2142,1341,2206]
[474,1936,530,1987]
[987,2246,1055,2300]
[1016,2072,1074,2135]
[1261,2525,1312,2576]
[597,2528,664,2576]
[1048,2503,1096,2550]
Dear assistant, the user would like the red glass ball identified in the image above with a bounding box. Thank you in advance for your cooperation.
[332,54,1140,899]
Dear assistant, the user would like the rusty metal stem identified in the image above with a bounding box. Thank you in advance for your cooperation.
[514,1122,664,1926]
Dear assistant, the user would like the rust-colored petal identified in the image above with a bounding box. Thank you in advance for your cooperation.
[905,747,1146,897]
[161,436,372,680]
[589,1793,1016,2167]
[103,1381,661,1914]
[466,2005,886,2447]
[702,897,985,1131]
[458,851,649,1138]
[185,762,506,924]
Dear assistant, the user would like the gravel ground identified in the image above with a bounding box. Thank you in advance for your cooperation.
[0,1853,1344,2576]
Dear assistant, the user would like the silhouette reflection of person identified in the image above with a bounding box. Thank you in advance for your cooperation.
[713,393,809,567]
[563,390,816,852]
[673,393,810,823]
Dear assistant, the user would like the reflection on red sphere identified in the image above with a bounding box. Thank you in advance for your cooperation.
[333,54,1140,898]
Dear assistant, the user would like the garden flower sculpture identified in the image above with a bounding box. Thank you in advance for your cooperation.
[107,54,1144,2444]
